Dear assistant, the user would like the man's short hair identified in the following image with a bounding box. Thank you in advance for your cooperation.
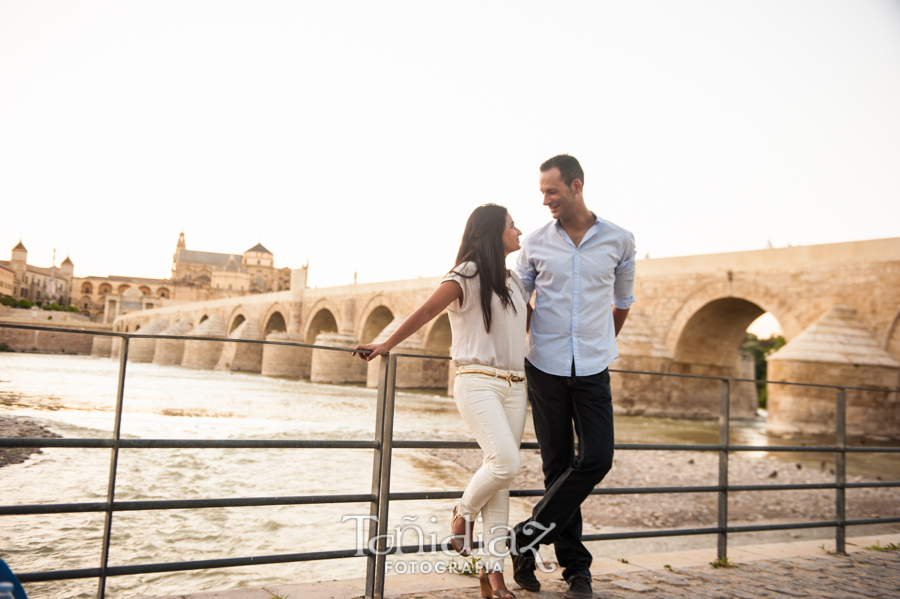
[540,154,584,188]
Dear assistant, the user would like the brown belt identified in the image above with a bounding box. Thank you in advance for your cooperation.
[456,367,525,383]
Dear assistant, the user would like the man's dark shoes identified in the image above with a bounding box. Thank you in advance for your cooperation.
[563,574,592,598]
[511,552,540,592]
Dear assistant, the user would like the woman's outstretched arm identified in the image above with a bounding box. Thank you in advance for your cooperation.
[353,280,462,361]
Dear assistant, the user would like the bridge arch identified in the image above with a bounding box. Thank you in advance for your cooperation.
[262,303,291,337]
[304,307,339,344]
[264,311,288,337]
[885,308,900,363]
[424,313,452,354]
[665,278,795,360]
[303,299,341,339]
[357,296,398,344]
[227,308,248,334]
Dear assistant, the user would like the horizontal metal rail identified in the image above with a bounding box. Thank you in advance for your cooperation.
[8,479,899,517]
[0,493,376,516]
[5,437,899,453]
[0,438,379,449]
[17,548,369,583]
[390,440,900,453]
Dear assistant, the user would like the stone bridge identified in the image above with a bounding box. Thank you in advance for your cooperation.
[104,237,900,440]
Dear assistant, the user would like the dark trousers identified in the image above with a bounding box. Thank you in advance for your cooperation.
[514,360,614,580]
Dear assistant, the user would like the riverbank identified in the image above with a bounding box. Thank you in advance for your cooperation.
[424,446,900,530]
[0,415,61,468]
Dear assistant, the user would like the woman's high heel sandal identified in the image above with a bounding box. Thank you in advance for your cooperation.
[479,571,516,599]
[450,505,473,556]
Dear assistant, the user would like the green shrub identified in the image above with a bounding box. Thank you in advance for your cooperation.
[1,295,17,306]
[741,333,786,409]
[16,299,34,309]
[39,303,76,312]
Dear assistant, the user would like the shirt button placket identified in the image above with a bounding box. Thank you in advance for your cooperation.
[572,251,580,372]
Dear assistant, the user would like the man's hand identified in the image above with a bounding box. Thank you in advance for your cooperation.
[613,307,630,337]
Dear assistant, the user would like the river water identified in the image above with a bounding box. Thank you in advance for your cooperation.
[0,353,896,598]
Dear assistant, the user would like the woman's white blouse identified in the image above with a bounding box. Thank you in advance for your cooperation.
[442,261,527,371]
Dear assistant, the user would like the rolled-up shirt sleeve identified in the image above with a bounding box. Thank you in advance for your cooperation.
[515,242,536,297]
[613,233,636,310]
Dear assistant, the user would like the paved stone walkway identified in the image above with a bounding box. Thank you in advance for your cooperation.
[149,534,900,599]
[397,551,900,599]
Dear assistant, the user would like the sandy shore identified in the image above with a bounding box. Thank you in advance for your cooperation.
[0,415,61,468]
[424,446,900,530]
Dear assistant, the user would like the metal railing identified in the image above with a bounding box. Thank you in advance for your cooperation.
[1,322,898,599]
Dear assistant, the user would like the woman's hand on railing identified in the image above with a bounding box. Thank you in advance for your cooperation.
[353,343,388,362]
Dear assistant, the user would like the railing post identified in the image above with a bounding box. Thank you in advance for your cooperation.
[97,336,129,599]
[835,388,846,554]
[717,378,730,561]
[373,355,398,599]
[365,355,391,599]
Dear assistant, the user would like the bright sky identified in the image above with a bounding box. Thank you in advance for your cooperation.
[2,1,899,292]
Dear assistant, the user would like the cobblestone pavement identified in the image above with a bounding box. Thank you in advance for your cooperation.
[386,551,900,599]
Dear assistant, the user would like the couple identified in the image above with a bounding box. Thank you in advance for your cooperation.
[355,155,636,599]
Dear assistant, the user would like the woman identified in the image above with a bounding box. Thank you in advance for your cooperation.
[355,203,526,599]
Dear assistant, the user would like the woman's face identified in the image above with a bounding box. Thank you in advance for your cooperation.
[502,212,522,256]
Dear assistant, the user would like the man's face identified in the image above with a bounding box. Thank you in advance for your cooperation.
[540,167,578,220]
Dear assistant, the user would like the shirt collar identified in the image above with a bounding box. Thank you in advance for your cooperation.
[553,212,601,245]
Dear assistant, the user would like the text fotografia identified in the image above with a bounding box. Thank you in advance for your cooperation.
[342,515,557,571]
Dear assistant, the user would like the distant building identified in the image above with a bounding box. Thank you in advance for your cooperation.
[0,264,15,298]
[0,241,74,305]
[74,275,170,322]
[172,232,291,294]
[72,233,295,321]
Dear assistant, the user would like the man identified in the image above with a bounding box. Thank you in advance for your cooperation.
[512,155,636,599]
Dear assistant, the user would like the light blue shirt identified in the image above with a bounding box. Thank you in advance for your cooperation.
[515,214,636,377]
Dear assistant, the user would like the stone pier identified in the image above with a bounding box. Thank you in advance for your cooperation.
[152,318,194,365]
[310,331,367,384]
[310,299,366,384]
[215,319,263,373]
[260,332,307,378]
[127,317,169,363]
[182,315,227,370]
[767,305,900,438]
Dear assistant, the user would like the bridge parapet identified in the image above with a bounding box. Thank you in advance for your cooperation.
[98,238,900,438]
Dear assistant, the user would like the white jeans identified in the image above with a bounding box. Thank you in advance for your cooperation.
[453,366,527,572]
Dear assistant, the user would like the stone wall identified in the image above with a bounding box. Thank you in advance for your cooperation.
[91,336,113,357]
[0,316,111,354]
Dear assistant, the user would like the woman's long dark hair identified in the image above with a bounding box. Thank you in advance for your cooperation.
[449,203,516,333]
